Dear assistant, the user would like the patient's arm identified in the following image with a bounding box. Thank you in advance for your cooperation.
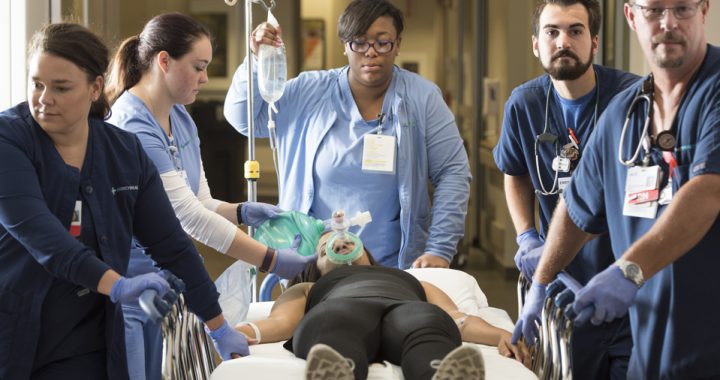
[422,281,530,367]
[236,282,313,344]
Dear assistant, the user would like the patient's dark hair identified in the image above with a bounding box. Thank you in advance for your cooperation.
[288,246,379,286]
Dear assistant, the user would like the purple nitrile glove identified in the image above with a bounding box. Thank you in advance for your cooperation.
[514,228,544,277]
[110,272,170,303]
[239,202,283,228]
[519,244,544,281]
[573,265,639,326]
[512,282,546,345]
[271,234,318,279]
[206,320,250,360]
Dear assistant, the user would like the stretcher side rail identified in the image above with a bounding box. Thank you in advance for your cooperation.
[141,275,217,380]
[517,272,585,380]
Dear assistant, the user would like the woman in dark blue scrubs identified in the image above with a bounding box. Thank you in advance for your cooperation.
[0,23,247,379]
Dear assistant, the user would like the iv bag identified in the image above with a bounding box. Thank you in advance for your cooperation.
[258,11,287,104]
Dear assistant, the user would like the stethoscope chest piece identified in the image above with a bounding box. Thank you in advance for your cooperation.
[655,130,676,151]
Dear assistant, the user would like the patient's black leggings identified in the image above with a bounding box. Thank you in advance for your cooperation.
[290,297,461,380]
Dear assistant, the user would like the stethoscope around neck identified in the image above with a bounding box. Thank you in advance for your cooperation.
[534,71,599,196]
[617,74,677,167]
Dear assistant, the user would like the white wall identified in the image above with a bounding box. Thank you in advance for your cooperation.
[629,2,720,75]
[0,1,50,110]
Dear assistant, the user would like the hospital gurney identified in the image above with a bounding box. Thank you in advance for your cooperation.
[140,274,218,380]
[517,272,584,380]
[211,268,537,380]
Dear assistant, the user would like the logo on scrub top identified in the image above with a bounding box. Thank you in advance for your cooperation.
[111,185,138,195]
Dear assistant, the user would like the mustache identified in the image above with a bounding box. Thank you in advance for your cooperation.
[552,49,580,61]
[652,32,686,45]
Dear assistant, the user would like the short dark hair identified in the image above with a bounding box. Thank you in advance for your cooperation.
[28,23,110,119]
[106,12,211,103]
[337,0,404,42]
[532,0,602,37]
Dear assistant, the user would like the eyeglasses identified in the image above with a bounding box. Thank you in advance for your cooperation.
[347,40,396,54]
[631,0,705,21]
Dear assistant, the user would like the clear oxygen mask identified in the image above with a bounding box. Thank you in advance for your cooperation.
[323,210,371,265]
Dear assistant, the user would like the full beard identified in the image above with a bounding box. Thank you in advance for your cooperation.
[543,49,594,81]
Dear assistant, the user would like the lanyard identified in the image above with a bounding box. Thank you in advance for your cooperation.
[535,71,600,196]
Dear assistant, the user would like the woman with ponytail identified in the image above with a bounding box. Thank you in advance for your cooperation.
[106,13,315,379]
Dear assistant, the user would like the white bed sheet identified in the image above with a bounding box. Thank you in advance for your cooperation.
[211,268,537,380]
[212,302,536,379]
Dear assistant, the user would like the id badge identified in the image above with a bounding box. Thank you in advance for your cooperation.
[625,165,661,193]
[552,156,571,173]
[362,134,396,174]
[658,179,673,205]
[69,200,82,237]
[558,176,572,192]
[623,165,661,219]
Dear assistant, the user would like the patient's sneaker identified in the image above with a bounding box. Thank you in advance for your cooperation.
[305,343,355,380]
[431,345,485,380]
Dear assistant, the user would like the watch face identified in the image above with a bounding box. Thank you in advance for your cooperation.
[656,131,676,151]
[626,265,640,278]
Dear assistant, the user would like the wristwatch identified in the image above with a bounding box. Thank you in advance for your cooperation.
[615,259,645,288]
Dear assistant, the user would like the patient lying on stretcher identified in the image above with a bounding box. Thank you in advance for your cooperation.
[235,233,530,380]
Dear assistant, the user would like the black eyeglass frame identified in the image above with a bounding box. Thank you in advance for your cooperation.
[346,39,397,54]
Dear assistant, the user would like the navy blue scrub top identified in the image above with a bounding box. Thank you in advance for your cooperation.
[493,65,639,283]
[0,103,222,379]
[563,45,720,379]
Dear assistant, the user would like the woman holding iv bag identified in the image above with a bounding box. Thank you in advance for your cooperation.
[105,13,315,380]
[225,0,471,269]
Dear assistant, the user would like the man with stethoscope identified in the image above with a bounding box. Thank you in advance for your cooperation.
[513,0,720,378]
[494,1,638,378]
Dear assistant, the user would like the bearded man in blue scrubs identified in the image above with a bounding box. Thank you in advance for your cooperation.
[494,1,639,378]
[514,0,720,378]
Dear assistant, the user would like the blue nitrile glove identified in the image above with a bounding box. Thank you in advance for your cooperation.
[512,282,546,345]
[110,273,170,304]
[573,265,638,326]
[238,202,283,228]
[271,234,318,279]
[514,229,544,276]
[519,244,545,280]
[206,320,250,359]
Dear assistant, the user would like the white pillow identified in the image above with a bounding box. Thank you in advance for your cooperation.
[405,268,489,314]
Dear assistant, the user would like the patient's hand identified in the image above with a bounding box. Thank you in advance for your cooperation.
[412,253,450,268]
[498,333,531,368]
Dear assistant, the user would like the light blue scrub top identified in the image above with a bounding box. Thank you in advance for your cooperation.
[109,91,203,275]
[225,58,471,268]
[311,73,401,265]
[564,45,720,379]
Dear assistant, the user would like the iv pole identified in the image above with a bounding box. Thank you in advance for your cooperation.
[225,0,276,302]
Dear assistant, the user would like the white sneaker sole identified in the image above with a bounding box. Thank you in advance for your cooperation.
[305,343,354,380]
[432,345,485,380]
